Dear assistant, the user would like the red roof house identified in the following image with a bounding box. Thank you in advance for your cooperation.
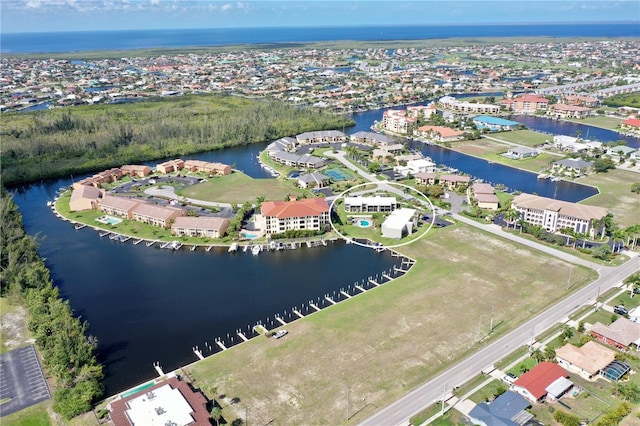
[511,362,569,402]
[622,118,640,129]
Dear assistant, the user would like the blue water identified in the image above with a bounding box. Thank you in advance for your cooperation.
[3,23,638,53]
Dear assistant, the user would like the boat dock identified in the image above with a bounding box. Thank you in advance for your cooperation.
[74,224,86,230]
[133,239,143,245]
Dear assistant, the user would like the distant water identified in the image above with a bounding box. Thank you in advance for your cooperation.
[2,23,639,53]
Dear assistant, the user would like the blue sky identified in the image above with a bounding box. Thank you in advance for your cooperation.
[1,1,638,33]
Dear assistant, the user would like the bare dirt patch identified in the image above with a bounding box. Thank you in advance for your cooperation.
[0,300,34,352]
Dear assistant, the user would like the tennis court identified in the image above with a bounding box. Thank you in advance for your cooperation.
[324,168,352,181]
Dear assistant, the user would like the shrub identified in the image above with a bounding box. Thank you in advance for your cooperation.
[553,410,581,426]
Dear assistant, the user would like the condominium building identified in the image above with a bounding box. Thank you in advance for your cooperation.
[344,196,398,213]
[511,193,607,236]
[98,195,141,219]
[132,203,184,228]
[171,216,230,238]
[261,198,330,235]
[382,109,417,135]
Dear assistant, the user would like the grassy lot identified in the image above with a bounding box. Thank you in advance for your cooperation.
[179,172,311,203]
[577,169,640,228]
[566,115,625,131]
[483,130,552,148]
[0,297,33,354]
[186,223,597,425]
[2,402,53,426]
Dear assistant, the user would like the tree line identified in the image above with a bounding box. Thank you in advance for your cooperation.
[1,94,354,185]
[0,187,103,419]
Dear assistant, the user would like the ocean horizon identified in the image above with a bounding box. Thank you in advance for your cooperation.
[2,22,639,54]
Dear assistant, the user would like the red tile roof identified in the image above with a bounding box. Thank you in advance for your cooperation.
[623,118,640,128]
[512,362,568,400]
[261,198,329,219]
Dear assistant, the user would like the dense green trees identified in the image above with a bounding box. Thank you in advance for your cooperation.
[0,188,103,419]
[1,94,354,185]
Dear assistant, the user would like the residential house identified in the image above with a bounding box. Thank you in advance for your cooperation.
[590,317,640,351]
[381,208,417,239]
[548,104,592,119]
[297,172,331,189]
[511,193,607,236]
[108,376,209,426]
[414,172,437,186]
[156,159,185,174]
[132,203,184,228]
[120,164,152,177]
[621,118,640,134]
[260,198,330,235]
[555,341,616,380]
[471,183,499,210]
[439,174,471,190]
[395,158,437,177]
[504,146,538,159]
[344,196,397,213]
[414,125,464,142]
[606,145,637,160]
[468,391,532,426]
[553,135,588,153]
[266,137,297,153]
[171,216,229,238]
[511,362,570,403]
[69,185,103,211]
[98,195,141,219]
[551,158,593,177]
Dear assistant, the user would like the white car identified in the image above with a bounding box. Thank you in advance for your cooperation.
[273,330,288,339]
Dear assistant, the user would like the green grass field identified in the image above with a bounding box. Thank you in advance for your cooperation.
[577,169,640,228]
[179,172,311,203]
[186,223,597,425]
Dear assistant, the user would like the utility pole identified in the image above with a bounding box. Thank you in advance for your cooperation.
[567,265,573,289]
[490,305,494,333]
[347,388,350,421]
[441,383,447,415]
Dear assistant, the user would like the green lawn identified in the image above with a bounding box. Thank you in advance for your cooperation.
[186,223,598,425]
[566,116,625,131]
[1,402,52,426]
[577,169,640,228]
[485,129,552,147]
[179,171,311,203]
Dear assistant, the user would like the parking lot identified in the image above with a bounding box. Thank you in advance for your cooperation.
[0,345,51,417]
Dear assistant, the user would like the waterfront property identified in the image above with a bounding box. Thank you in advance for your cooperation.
[470,183,499,210]
[548,104,592,119]
[296,130,346,144]
[439,174,471,190]
[414,172,437,186]
[74,167,123,188]
[132,203,185,229]
[182,160,232,176]
[381,208,417,239]
[120,164,152,177]
[504,146,539,160]
[156,159,185,174]
[414,125,464,142]
[500,94,549,113]
[551,158,593,177]
[382,109,417,135]
[108,376,209,426]
[472,116,520,131]
[511,193,607,236]
[171,216,230,238]
[344,196,398,213]
[269,151,326,169]
[555,341,617,381]
[99,195,141,219]
[69,185,103,211]
[260,198,330,235]
[350,131,396,146]
[297,172,331,189]
[439,96,500,115]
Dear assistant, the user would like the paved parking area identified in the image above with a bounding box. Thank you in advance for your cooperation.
[0,345,51,417]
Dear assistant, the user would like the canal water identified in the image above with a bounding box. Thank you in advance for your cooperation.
[11,104,623,394]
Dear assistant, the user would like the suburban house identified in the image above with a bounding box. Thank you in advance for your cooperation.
[471,183,499,210]
[350,131,396,146]
[472,116,520,131]
[555,341,617,380]
[69,185,103,211]
[439,96,500,114]
[504,146,539,159]
[511,362,571,403]
[381,208,417,239]
[511,193,608,236]
[132,203,184,228]
[182,160,232,176]
[553,135,588,153]
[414,125,464,142]
[108,376,209,426]
[548,104,592,119]
[621,117,640,134]
[606,145,637,159]
[439,174,471,190]
[467,391,532,426]
[297,172,331,189]
[500,94,549,113]
[156,159,185,174]
[344,196,397,213]
[590,317,640,351]
[414,172,437,186]
[296,130,346,144]
[98,195,141,219]
[120,164,152,177]
[260,198,330,235]
[171,216,230,238]
[551,158,593,177]
[395,158,437,177]
[382,109,417,134]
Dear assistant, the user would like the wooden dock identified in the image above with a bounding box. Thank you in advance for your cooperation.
[293,309,304,318]
[133,239,143,245]
[325,296,336,305]
[276,316,287,326]
[216,340,227,351]
[340,290,352,299]
[146,240,155,247]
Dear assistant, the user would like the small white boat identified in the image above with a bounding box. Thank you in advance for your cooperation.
[228,243,238,253]
[251,245,261,256]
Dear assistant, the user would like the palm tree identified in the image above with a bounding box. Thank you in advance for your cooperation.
[612,228,627,253]
[504,209,521,230]
[210,406,223,426]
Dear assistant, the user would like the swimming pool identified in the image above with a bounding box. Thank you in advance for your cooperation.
[356,219,372,228]
[96,215,123,226]
[241,232,259,239]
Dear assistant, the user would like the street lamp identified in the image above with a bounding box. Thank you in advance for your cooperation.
[478,314,488,340]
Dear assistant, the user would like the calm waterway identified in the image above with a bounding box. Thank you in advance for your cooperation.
[11,104,621,394]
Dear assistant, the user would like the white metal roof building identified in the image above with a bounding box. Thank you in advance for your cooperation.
[381,208,416,239]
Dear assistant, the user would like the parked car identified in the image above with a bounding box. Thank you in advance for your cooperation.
[502,373,516,383]
[614,305,628,315]
[273,330,288,339]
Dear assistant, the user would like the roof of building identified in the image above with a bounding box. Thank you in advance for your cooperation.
[345,196,397,206]
[473,116,520,126]
[591,317,640,347]
[261,198,329,219]
[297,130,346,140]
[71,185,101,201]
[472,183,495,194]
[350,131,396,144]
[121,164,151,172]
[417,125,464,137]
[100,195,141,211]
[507,146,538,155]
[133,203,183,220]
[553,158,593,169]
[440,174,471,183]
[172,216,229,231]
[545,376,573,398]
[468,391,531,426]
[553,104,592,112]
[407,158,435,167]
[512,362,568,401]
[109,377,209,426]
[512,193,607,222]
[623,118,640,127]
[475,193,499,204]
[415,172,437,180]
[382,208,416,230]
[298,172,330,185]
[556,341,616,376]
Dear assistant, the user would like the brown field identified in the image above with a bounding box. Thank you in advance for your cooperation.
[187,224,597,425]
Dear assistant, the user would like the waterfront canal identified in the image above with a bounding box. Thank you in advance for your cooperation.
[11,105,621,394]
